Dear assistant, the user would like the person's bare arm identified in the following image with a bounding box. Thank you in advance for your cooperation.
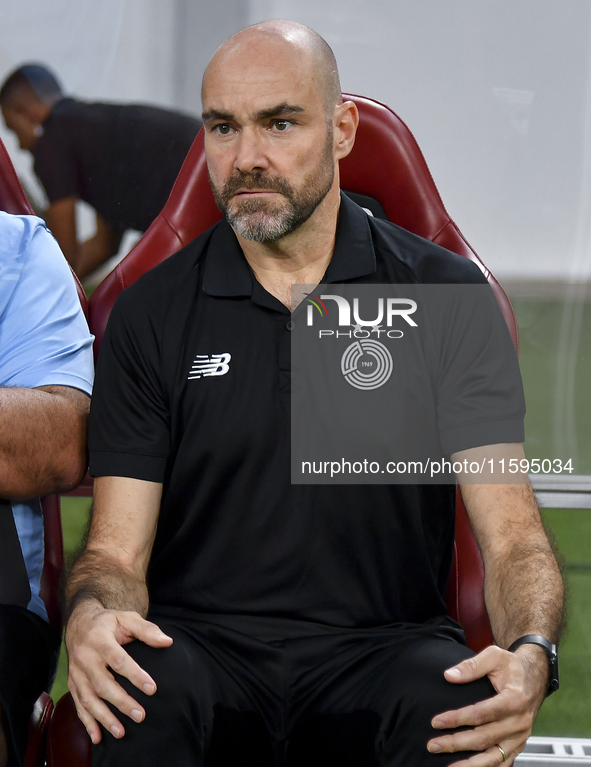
[427,443,563,766]
[44,197,78,268]
[65,476,172,744]
[76,214,122,280]
[45,199,121,279]
[0,385,89,498]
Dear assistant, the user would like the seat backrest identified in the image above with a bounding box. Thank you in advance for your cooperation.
[38,496,64,633]
[46,692,91,767]
[88,94,517,651]
[24,691,54,767]
[0,139,35,215]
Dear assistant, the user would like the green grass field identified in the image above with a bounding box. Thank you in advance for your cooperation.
[50,292,591,737]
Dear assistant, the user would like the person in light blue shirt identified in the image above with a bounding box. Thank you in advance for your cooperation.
[0,211,93,767]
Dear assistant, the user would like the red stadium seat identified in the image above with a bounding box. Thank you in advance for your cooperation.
[21,497,65,767]
[46,693,91,767]
[23,692,54,767]
[0,139,35,215]
[49,94,518,764]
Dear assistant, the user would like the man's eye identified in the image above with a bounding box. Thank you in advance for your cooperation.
[272,120,292,131]
[215,124,233,135]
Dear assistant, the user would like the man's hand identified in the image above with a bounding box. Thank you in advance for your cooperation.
[427,644,548,766]
[66,600,172,745]
[65,477,166,743]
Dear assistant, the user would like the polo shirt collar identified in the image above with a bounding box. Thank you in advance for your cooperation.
[202,191,377,298]
[324,192,377,283]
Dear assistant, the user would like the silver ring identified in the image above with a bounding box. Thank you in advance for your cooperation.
[496,745,507,762]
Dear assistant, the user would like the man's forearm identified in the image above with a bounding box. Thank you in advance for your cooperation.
[66,547,150,621]
[65,506,166,748]
[484,534,563,649]
[66,476,162,622]
[465,482,564,648]
[0,385,89,498]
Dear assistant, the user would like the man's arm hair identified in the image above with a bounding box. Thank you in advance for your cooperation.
[66,550,150,622]
[469,481,564,646]
[0,384,89,498]
[455,445,564,648]
[65,476,167,745]
[66,476,162,620]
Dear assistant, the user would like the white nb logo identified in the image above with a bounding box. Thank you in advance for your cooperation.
[188,353,232,380]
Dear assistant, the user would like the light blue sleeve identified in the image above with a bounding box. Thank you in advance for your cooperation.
[0,213,94,392]
[0,212,94,622]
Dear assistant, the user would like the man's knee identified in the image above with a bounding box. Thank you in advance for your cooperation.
[117,626,219,716]
[94,626,275,767]
[377,639,495,765]
[393,639,492,708]
[94,630,221,766]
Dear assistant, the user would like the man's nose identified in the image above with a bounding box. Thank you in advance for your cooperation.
[234,128,269,174]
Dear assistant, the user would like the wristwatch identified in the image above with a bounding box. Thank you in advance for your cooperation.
[508,634,559,695]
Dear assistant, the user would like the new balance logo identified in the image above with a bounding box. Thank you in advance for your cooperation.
[188,353,231,380]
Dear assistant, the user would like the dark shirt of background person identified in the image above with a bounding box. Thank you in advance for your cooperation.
[0,63,202,280]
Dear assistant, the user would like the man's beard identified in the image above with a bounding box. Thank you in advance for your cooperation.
[210,130,335,243]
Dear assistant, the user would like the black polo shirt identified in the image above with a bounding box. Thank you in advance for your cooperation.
[33,98,201,232]
[89,194,524,631]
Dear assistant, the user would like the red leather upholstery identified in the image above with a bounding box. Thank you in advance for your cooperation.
[0,139,35,215]
[46,692,92,767]
[24,502,67,767]
[24,692,54,767]
[38,495,65,633]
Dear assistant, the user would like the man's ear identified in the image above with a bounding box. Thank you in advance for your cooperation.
[333,101,359,162]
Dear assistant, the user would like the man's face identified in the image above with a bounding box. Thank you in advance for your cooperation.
[1,102,39,151]
[202,40,337,242]
[209,123,334,242]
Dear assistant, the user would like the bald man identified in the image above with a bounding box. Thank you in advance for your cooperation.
[65,21,562,767]
[0,65,201,280]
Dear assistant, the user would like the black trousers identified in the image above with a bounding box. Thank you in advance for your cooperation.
[94,615,495,767]
[0,605,60,767]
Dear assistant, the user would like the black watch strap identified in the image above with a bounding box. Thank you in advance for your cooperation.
[508,634,559,695]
